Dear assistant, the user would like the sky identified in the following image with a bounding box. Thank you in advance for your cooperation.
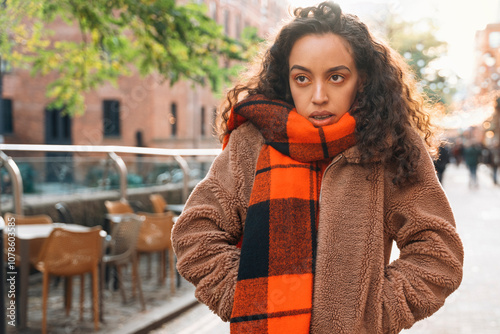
[286,0,500,85]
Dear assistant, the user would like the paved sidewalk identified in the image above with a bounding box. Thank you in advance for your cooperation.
[5,255,197,334]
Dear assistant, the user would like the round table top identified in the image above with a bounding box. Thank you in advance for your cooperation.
[13,223,99,240]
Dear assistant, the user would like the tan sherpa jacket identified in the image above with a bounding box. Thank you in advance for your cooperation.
[171,122,464,334]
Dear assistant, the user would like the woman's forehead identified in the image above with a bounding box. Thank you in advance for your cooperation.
[289,33,355,69]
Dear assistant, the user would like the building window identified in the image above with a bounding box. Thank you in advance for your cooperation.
[201,106,206,137]
[224,10,230,36]
[1,98,13,134]
[209,2,217,21]
[235,13,241,39]
[103,100,120,137]
[170,103,177,137]
[51,108,59,138]
[45,106,72,144]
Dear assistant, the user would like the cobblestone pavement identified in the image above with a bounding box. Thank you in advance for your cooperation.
[5,254,195,334]
[154,163,500,334]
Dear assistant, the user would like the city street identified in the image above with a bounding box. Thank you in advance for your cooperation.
[154,163,500,334]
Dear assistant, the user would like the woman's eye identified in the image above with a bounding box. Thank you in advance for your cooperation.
[330,74,344,83]
[295,75,310,84]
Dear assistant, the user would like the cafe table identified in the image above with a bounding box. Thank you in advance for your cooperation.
[13,223,103,329]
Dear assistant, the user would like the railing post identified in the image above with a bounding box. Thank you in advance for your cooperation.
[107,152,128,201]
[0,151,23,215]
[173,155,190,203]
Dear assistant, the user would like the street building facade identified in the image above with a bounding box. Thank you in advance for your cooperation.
[475,20,500,147]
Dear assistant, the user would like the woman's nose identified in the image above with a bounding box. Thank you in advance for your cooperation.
[311,83,328,105]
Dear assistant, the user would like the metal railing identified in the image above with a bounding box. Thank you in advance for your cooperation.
[0,151,24,214]
[0,144,221,215]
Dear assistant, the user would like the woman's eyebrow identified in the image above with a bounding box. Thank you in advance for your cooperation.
[326,65,351,73]
[289,64,352,73]
[289,65,311,72]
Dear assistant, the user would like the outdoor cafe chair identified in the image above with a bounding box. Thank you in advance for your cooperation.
[149,193,168,213]
[104,200,154,293]
[34,226,103,334]
[104,200,176,293]
[136,211,176,293]
[3,213,53,266]
[100,213,146,317]
[150,193,184,217]
[104,199,134,215]
[54,202,75,225]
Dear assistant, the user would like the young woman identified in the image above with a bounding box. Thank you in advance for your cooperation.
[171,2,464,333]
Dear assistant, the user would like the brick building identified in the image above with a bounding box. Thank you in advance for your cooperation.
[0,0,290,150]
[475,19,500,146]
[475,23,500,95]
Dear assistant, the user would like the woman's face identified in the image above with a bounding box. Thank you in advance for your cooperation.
[288,33,362,127]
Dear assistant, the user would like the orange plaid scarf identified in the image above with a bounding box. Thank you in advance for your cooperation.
[226,95,356,333]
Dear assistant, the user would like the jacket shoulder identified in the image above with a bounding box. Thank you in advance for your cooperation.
[223,122,264,164]
[227,122,264,148]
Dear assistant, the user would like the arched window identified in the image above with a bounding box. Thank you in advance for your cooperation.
[209,1,217,21]
[224,9,230,35]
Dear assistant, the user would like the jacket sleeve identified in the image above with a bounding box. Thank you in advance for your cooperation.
[171,123,261,321]
[382,137,464,333]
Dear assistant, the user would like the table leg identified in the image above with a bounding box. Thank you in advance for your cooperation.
[18,238,29,329]
[99,262,104,322]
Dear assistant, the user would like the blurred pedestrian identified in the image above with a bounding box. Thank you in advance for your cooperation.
[463,142,482,188]
[434,143,450,184]
[452,140,464,166]
[171,2,463,333]
[486,145,500,185]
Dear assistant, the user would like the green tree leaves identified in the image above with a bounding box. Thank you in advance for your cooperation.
[0,0,261,115]
[387,17,458,107]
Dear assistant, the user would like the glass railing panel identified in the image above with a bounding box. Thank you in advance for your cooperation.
[1,153,216,199]
[0,146,219,214]
[120,155,184,188]
[1,155,120,198]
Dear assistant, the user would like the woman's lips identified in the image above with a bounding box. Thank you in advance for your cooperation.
[309,111,336,127]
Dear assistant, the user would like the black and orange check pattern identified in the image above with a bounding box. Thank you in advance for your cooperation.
[226,95,356,333]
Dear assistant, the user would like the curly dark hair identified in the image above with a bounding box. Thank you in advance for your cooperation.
[217,1,435,186]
